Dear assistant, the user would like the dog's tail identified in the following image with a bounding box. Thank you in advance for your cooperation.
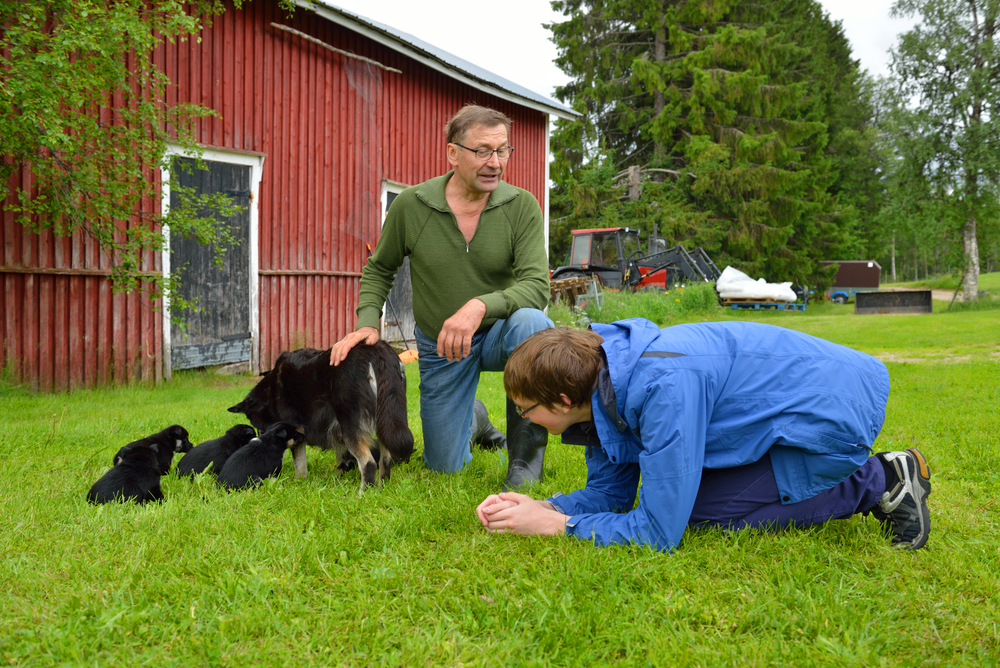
[373,344,415,464]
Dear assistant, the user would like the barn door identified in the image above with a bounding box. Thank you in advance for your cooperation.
[169,157,252,370]
[381,191,415,349]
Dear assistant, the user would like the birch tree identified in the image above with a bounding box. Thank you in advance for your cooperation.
[1,0,247,311]
[890,0,1000,300]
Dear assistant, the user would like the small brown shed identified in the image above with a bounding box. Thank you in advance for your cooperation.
[819,260,882,289]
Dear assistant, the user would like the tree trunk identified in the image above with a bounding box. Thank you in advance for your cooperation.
[891,235,897,282]
[963,214,980,301]
[627,165,641,201]
[652,15,666,177]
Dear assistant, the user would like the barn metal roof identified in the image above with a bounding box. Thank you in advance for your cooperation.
[299,1,580,120]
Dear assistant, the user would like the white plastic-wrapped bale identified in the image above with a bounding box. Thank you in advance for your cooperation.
[715,266,798,303]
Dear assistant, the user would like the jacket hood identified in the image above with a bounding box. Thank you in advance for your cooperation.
[591,318,663,411]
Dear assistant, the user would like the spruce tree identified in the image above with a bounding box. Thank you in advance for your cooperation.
[549,0,876,286]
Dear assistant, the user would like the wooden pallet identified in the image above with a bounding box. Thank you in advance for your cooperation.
[550,277,593,307]
[724,300,805,311]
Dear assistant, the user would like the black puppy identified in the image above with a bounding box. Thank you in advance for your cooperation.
[87,444,164,505]
[114,425,193,475]
[176,424,257,478]
[216,422,304,490]
[228,341,414,492]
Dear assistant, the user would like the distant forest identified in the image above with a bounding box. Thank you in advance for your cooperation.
[547,0,1000,298]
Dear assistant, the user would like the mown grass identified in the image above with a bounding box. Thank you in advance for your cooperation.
[884,270,1000,294]
[548,281,720,328]
[1,296,998,666]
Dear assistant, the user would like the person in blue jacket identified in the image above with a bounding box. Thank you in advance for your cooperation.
[475,319,932,551]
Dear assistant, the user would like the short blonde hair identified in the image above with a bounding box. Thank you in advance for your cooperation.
[504,328,604,408]
[445,105,512,144]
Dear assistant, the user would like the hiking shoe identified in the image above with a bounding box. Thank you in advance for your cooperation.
[871,448,932,550]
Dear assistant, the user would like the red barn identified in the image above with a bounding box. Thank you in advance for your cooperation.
[1,0,577,391]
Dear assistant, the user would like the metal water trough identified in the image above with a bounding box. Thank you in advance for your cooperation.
[855,290,933,315]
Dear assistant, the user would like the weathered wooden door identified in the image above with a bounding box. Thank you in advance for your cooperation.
[169,158,252,370]
[381,191,415,349]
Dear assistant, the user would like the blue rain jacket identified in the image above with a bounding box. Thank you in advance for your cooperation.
[549,318,890,552]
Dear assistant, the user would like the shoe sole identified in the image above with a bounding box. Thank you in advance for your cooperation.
[898,447,932,550]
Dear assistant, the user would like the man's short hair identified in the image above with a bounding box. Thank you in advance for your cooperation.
[504,327,604,409]
[445,105,512,144]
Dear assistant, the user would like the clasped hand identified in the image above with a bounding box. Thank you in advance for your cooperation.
[475,492,569,536]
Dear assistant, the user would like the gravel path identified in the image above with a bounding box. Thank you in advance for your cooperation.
[931,289,962,302]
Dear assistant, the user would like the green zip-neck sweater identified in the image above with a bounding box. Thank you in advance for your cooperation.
[356,172,549,341]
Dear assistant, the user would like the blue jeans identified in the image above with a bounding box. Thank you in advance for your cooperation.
[413,308,553,472]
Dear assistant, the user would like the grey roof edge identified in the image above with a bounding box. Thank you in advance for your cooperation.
[292,0,581,121]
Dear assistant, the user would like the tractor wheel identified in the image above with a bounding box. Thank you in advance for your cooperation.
[559,270,587,280]
[833,294,847,305]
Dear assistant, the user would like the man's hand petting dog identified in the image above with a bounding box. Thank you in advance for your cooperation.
[476,492,569,536]
[329,327,380,367]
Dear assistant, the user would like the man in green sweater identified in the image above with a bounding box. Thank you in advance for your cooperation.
[330,105,553,490]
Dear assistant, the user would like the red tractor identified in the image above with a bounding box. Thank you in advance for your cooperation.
[550,227,720,290]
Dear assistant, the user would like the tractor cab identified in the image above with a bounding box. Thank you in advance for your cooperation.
[553,227,642,288]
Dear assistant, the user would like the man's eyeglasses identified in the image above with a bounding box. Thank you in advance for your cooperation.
[515,401,540,418]
[452,143,514,160]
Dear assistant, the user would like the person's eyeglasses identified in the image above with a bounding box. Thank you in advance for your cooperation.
[515,401,540,418]
[452,143,514,160]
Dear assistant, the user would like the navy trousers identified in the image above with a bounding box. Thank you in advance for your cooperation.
[687,451,885,531]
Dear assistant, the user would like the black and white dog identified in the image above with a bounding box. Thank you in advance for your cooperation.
[177,424,257,478]
[228,341,414,492]
[216,422,304,490]
[88,444,164,505]
[113,424,193,475]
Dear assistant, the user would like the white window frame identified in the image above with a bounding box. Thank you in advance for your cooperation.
[379,179,408,340]
[160,145,265,379]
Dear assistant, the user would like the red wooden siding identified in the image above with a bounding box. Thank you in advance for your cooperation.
[1,167,164,392]
[1,0,550,390]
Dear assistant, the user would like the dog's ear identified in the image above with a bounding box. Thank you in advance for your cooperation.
[230,424,256,438]
[169,425,191,451]
[113,444,134,465]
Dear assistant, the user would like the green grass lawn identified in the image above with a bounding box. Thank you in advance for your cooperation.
[882,269,1000,294]
[1,303,998,666]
